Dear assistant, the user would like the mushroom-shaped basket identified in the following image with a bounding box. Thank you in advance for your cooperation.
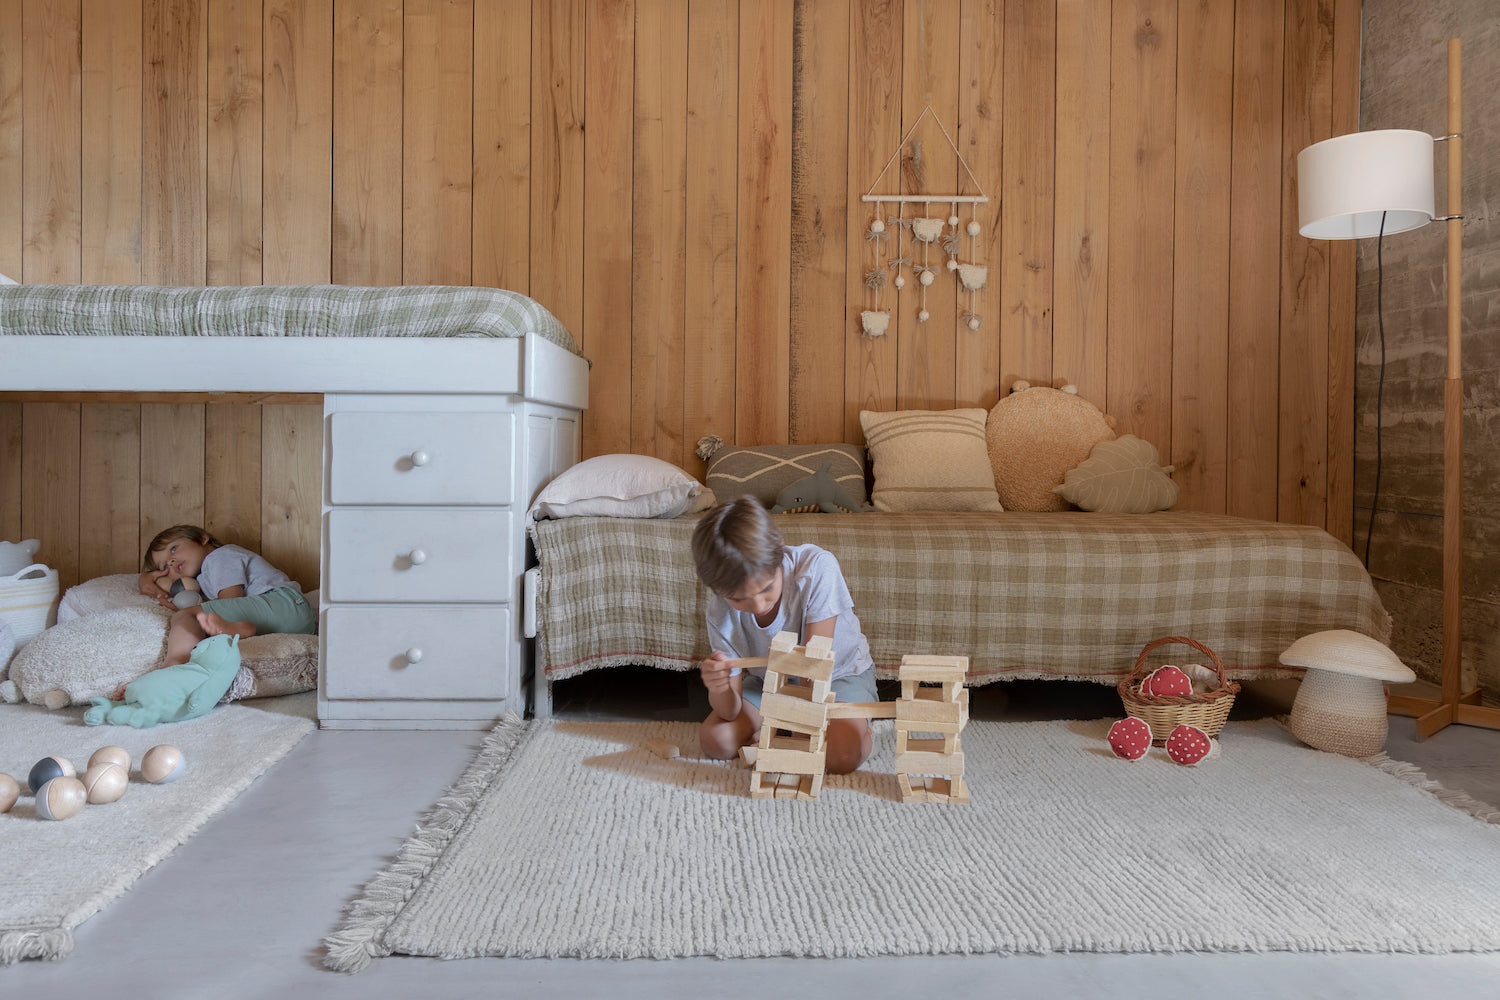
[1117,636,1240,746]
[1279,629,1415,757]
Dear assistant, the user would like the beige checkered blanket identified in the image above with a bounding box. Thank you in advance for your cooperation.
[530,510,1391,687]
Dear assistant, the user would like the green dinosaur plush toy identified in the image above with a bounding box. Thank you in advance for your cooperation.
[769,462,875,514]
[84,634,242,728]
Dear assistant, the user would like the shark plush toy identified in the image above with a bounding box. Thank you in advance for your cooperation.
[84,634,242,728]
[769,462,875,514]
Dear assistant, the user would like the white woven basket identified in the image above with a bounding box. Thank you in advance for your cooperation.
[0,562,61,652]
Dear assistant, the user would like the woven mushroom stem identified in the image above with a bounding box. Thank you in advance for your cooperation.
[1288,668,1390,757]
[1117,636,1240,745]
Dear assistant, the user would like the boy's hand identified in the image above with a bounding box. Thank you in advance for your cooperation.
[700,651,735,695]
[138,569,176,609]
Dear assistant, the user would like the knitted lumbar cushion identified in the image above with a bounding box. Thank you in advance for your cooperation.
[986,381,1115,512]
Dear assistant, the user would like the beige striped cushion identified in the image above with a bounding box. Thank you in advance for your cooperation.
[859,409,1004,512]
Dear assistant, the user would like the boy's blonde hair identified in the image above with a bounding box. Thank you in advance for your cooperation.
[691,496,785,596]
[142,524,221,571]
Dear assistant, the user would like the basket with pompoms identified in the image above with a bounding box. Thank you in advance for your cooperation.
[1117,636,1240,745]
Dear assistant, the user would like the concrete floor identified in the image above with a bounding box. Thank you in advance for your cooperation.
[7,670,1499,1000]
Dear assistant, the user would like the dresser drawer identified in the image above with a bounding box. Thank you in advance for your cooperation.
[329,410,515,505]
[323,606,511,700]
[326,509,512,602]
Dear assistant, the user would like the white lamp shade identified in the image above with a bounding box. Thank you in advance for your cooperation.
[1297,129,1435,239]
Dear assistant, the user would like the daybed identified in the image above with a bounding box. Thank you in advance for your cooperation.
[0,283,589,729]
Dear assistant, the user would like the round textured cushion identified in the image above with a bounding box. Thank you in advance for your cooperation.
[986,384,1114,511]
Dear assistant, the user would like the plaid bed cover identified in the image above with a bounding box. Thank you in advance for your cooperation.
[0,284,581,355]
[531,510,1390,686]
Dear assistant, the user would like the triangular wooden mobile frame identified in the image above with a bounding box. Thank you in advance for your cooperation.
[862,105,988,206]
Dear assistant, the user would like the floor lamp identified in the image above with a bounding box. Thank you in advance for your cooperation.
[1297,38,1500,740]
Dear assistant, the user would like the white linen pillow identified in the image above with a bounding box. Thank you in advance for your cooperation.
[529,454,710,520]
[57,572,321,622]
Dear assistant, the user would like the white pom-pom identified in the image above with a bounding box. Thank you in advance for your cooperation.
[870,218,885,234]
[917,309,930,322]
[967,317,981,331]
[966,221,981,236]
[947,214,959,226]
[894,276,906,289]
[919,270,935,286]
[1062,384,1079,394]
[946,258,959,271]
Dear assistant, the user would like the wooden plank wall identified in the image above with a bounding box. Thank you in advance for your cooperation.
[0,0,1358,592]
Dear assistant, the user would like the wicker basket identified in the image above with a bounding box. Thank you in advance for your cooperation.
[1117,636,1240,745]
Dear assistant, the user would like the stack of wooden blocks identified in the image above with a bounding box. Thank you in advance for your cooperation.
[749,631,836,800]
[893,654,970,803]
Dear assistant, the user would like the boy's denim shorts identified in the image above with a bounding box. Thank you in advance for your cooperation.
[740,666,879,710]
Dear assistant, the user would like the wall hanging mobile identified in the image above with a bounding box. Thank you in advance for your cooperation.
[859,105,989,338]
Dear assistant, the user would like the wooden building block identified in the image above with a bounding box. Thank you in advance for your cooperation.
[761,691,834,732]
[895,698,964,728]
[643,737,680,759]
[755,747,827,775]
[893,749,965,776]
[826,700,899,719]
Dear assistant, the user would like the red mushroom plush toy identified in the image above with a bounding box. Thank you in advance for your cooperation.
[1141,665,1193,697]
[1107,717,1154,760]
[1165,723,1216,765]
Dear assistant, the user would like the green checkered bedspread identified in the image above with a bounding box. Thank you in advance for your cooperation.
[530,510,1391,686]
[0,284,581,355]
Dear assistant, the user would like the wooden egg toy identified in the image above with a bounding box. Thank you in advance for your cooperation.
[83,762,129,804]
[141,744,185,783]
[36,776,87,820]
[89,745,132,771]
[0,773,19,813]
[28,755,76,794]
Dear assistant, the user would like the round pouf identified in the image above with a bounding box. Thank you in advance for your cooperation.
[1289,669,1390,757]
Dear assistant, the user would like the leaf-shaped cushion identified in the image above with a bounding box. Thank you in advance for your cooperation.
[1052,435,1178,513]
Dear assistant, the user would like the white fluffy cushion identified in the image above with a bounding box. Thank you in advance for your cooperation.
[58,573,321,622]
[528,454,712,520]
[859,408,1004,512]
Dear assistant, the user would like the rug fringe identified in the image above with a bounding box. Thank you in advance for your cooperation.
[1362,753,1500,824]
[0,927,74,964]
[322,712,532,974]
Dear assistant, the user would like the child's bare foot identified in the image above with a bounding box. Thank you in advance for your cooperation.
[195,610,256,640]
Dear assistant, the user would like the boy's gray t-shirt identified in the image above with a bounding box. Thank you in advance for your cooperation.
[197,544,298,600]
[705,543,873,680]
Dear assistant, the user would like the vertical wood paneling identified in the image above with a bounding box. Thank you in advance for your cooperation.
[403,0,472,285]
[1169,0,1233,514]
[22,0,81,282]
[1278,0,1333,528]
[1052,0,1109,407]
[205,404,262,556]
[143,0,206,285]
[955,0,1002,412]
[207,0,263,284]
[81,0,143,284]
[21,403,81,587]
[0,402,20,542]
[579,0,633,458]
[0,0,20,279]
[472,0,531,293]
[631,0,688,462]
[260,404,319,593]
[140,403,206,538]
[1226,0,1283,522]
[264,0,332,283]
[1324,0,1359,547]
[682,0,738,473]
[844,0,902,442]
[896,0,960,411]
[787,0,848,445]
[332,0,402,285]
[736,0,793,444]
[1106,0,1176,451]
[530,0,585,334]
[78,403,141,580]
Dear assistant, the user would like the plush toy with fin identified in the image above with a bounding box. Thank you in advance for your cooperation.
[769,462,875,514]
[84,633,242,728]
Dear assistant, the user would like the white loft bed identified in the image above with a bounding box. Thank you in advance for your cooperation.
[0,284,590,730]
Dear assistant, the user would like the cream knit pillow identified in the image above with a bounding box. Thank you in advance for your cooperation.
[859,408,1004,512]
[1052,435,1179,513]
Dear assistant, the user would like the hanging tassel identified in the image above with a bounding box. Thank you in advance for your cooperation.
[696,435,725,461]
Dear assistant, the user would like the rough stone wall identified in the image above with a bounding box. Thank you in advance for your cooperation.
[1357,3,1498,701]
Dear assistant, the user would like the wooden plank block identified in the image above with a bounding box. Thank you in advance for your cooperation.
[953,0,1003,411]
[142,0,206,286]
[998,0,1054,390]
[1225,0,1283,522]
[204,403,262,555]
[332,0,403,285]
[1052,0,1109,407]
[901,736,957,755]
[81,0,143,284]
[631,0,688,463]
[788,0,848,444]
[0,0,20,280]
[260,403,321,591]
[681,0,738,476]
[1169,0,1233,514]
[772,772,802,798]
[754,747,826,775]
[735,0,792,445]
[21,403,81,588]
[402,0,471,286]
[759,690,832,731]
[264,0,332,284]
[749,771,773,798]
[897,773,926,803]
[22,0,82,282]
[894,749,965,777]
[206,0,262,285]
[826,701,898,719]
[578,0,631,457]
[472,0,531,293]
[766,731,823,752]
[79,404,141,580]
[894,697,963,727]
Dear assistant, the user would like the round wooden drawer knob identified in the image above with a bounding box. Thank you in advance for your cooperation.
[408,548,427,566]
[404,647,423,665]
[410,449,430,467]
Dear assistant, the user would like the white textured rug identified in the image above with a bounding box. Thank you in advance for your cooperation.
[1,698,314,962]
[326,717,1500,972]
